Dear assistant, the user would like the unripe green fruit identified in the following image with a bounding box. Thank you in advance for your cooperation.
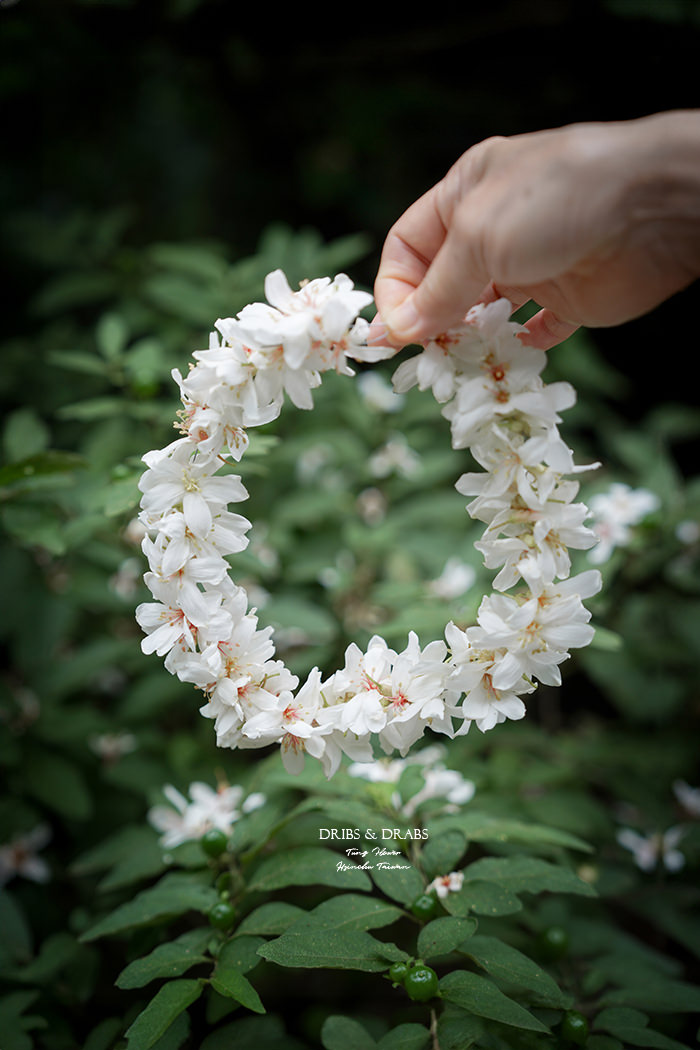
[536,925,569,961]
[560,1009,589,1045]
[208,901,236,930]
[404,964,439,1002]
[410,892,440,921]
[200,828,229,858]
[388,961,409,984]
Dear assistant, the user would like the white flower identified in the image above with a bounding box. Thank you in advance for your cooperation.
[673,779,700,818]
[368,435,421,479]
[0,825,52,886]
[428,558,476,600]
[148,781,266,849]
[357,371,405,412]
[136,274,601,778]
[616,827,685,873]
[426,871,464,898]
[588,483,659,563]
[89,732,137,762]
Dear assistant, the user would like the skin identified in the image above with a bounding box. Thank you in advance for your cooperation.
[373,110,700,350]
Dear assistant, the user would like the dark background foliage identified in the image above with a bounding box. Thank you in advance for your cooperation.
[3,0,699,357]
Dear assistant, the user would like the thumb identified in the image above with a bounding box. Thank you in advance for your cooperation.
[382,226,490,344]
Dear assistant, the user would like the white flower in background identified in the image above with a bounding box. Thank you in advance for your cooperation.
[148,781,266,849]
[426,871,464,898]
[348,746,475,818]
[357,370,405,412]
[368,434,421,479]
[673,779,700,818]
[0,825,52,886]
[89,731,137,763]
[428,557,476,600]
[588,482,659,563]
[675,519,700,545]
[616,826,685,873]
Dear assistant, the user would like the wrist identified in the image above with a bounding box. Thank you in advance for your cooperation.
[623,110,700,277]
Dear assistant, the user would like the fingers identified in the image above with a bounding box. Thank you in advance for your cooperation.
[374,174,490,345]
[519,308,580,350]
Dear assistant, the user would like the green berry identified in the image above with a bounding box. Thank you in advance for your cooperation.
[536,925,569,961]
[560,1010,589,1045]
[404,963,439,1002]
[208,901,236,930]
[200,828,229,858]
[410,892,440,921]
[388,961,409,984]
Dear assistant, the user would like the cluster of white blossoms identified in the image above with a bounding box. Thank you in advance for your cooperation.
[148,781,266,849]
[135,271,602,778]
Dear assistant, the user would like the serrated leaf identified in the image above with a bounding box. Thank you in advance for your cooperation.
[81,872,217,942]
[440,970,550,1033]
[417,916,477,960]
[321,1015,377,1050]
[461,935,571,1007]
[124,979,203,1050]
[247,846,371,893]
[258,928,405,972]
[116,929,211,989]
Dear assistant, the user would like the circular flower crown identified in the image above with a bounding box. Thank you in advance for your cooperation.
[136,271,601,778]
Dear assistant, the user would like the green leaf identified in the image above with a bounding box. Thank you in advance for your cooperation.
[3,409,50,462]
[463,856,596,898]
[443,880,523,917]
[595,1007,694,1049]
[440,970,550,1033]
[376,1024,430,1050]
[0,451,85,488]
[445,812,592,853]
[96,312,128,360]
[461,935,571,1007]
[14,932,81,984]
[321,1015,377,1050]
[421,829,467,880]
[81,872,218,942]
[116,929,212,989]
[24,750,93,821]
[210,969,265,1014]
[199,1015,308,1050]
[236,902,306,936]
[0,891,33,966]
[289,893,404,933]
[368,854,425,905]
[216,936,266,976]
[602,976,700,1013]
[247,846,372,893]
[125,979,203,1050]
[417,916,477,960]
[259,928,406,972]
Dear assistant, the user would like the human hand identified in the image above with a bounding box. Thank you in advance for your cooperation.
[374,111,700,350]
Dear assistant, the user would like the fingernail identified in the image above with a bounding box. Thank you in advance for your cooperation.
[366,319,389,345]
[387,298,420,340]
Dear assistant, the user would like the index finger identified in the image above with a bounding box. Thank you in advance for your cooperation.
[374,177,489,344]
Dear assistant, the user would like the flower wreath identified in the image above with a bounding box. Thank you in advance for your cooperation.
[136,270,601,778]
